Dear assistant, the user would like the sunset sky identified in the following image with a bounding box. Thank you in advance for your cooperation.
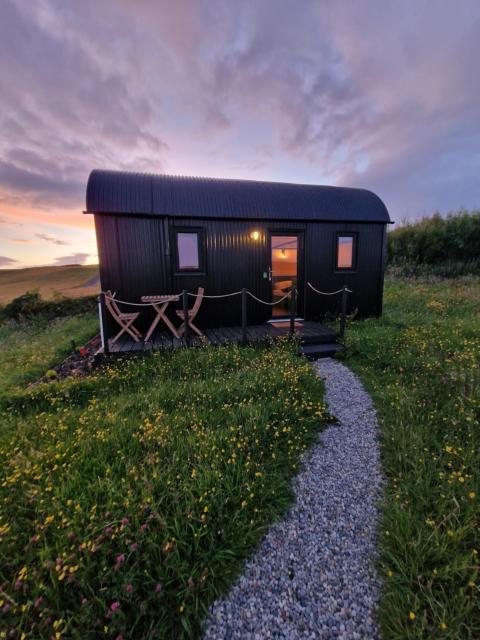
[1,0,479,268]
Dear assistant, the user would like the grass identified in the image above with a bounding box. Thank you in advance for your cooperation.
[0,313,98,395]
[2,274,478,638]
[0,265,99,304]
[344,276,480,639]
[0,341,329,639]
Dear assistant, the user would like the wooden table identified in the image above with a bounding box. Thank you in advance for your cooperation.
[141,295,180,341]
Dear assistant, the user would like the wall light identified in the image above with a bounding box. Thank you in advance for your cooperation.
[250,230,260,241]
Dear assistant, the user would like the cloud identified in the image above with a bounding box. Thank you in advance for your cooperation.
[0,0,479,241]
[0,255,18,266]
[35,233,69,246]
[52,252,90,266]
[0,159,84,208]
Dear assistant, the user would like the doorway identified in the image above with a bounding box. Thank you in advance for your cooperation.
[270,234,299,317]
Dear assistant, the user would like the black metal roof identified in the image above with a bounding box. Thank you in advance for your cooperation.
[85,169,391,223]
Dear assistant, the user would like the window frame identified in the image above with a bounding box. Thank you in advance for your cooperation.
[334,232,358,272]
[173,227,206,275]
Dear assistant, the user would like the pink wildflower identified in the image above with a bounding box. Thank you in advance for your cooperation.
[126,584,133,594]
[130,542,138,551]
[121,517,129,526]
[155,583,162,593]
[34,596,43,608]
[110,601,120,612]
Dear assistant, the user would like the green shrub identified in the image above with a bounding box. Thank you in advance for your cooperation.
[1,290,97,321]
[2,290,45,318]
[387,210,480,274]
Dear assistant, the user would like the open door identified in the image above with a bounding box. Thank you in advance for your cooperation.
[269,234,300,318]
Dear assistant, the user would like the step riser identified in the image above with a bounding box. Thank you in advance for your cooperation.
[303,352,339,360]
[298,343,344,360]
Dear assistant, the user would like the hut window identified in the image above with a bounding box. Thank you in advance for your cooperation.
[336,234,356,270]
[175,229,204,272]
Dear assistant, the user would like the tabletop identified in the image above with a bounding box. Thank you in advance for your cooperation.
[140,294,180,303]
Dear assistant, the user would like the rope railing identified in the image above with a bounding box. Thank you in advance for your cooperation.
[247,290,292,306]
[105,285,350,306]
[306,282,351,339]
[186,290,243,299]
[104,289,294,306]
[307,282,352,295]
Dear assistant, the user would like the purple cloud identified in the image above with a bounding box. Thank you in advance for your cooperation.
[35,233,69,246]
[0,255,18,266]
[52,253,90,266]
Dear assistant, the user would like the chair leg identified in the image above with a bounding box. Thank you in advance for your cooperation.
[177,322,186,337]
[124,320,141,342]
[111,326,127,344]
[131,325,142,339]
[189,321,204,337]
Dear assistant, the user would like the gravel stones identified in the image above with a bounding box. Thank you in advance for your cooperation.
[203,358,383,639]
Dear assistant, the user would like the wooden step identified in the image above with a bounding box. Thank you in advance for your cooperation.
[298,343,344,359]
[300,333,337,345]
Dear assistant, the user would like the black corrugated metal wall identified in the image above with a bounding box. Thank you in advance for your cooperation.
[95,213,386,332]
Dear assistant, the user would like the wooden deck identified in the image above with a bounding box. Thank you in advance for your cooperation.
[106,320,337,354]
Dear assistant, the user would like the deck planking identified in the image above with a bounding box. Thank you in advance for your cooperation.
[107,320,337,354]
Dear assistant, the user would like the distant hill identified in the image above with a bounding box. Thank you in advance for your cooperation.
[0,264,100,305]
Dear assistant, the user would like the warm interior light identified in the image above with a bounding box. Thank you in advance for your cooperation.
[250,230,260,240]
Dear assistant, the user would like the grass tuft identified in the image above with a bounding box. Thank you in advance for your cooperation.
[0,313,98,395]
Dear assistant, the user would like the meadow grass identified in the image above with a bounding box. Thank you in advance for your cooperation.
[0,341,329,639]
[344,276,480,639]
[0,313,98,395]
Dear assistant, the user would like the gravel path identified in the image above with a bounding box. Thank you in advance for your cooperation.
[203,358,383,640]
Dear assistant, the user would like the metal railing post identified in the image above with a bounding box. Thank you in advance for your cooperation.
[98,292,110,355]
[241,288,247,345]
[289,287,297,336]
[182,289,190,346]
[339,286,348,338]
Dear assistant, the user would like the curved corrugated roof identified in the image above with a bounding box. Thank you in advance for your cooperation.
[85,169,391,223]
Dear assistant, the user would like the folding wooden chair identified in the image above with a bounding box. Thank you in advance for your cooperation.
[176,287,205,337]
[104,290,142,343]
